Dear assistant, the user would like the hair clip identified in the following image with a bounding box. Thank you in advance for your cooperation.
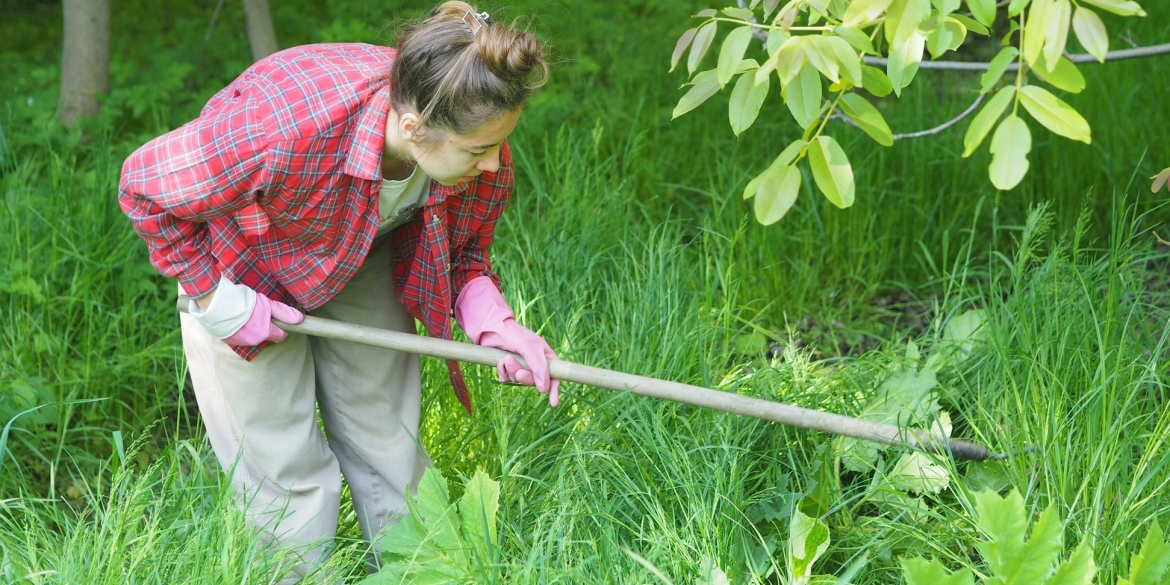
[463,10,492,35]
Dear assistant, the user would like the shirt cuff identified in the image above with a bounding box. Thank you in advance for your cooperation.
[187,276,257,338]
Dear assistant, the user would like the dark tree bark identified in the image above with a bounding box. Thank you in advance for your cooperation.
[59,0,110,128]
[241,0,278,62]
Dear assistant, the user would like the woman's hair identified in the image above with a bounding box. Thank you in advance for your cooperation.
[390,1,548,136]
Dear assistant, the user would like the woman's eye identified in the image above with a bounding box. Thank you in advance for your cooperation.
[469,150,487,156]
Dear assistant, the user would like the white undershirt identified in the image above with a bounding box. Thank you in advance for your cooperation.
[377,166,431,235]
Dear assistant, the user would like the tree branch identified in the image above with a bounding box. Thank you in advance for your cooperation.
[863,43,1170,72]
[830,93,985,141]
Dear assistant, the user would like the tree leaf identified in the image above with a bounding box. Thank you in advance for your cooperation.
[901,557,975,585]
[722,6,756,20]
[886,0,931,46]
[1071,6,1108,62]
[861,65,894,97]
[671,28,699,72]
[775,37,807,84]
[744,139,807,199]
[1018,85,1091,143]
[820,35,863,86]
[963,85,1015,157]
[839,93,893,146]
[1021,0,1051,68]
[755,162,802,224]
[689,21,718,74]
[673,70,721,119]
[968,0,997,27]
[887,31,925,95]
[1032,53,1085,93]
[788,506,831,585]
[803,37,841,82]
[989,114,1032,190]
[933,0,961,15]
[945,18,968,50]
[1153,168,1170,194]
[808,135,855,208]
[730,71,770,135]
[1079,0,1145,16]
[1042,0,1072,73]
[785,65,822,129]
[768,27,790,55]
[927,21,955,59]
[951,13,989,36]
[843,0,894,27]
[980,46,1019,93]
[695,8,718,17]
[1008,0,1033,16]
[1048,541,1097,585]
[719,26,755,86]
[835,25,877,54]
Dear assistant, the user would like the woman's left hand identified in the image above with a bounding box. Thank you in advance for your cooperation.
[479,321,561,407]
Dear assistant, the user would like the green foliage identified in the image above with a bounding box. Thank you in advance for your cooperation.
[363,468,501,585]
[669,0,1149,215]
[1118,521,1170,585]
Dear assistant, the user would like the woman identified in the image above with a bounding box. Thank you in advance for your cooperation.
[118,2,558,577]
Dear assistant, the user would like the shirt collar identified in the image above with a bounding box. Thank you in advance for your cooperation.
[343,84,391,181]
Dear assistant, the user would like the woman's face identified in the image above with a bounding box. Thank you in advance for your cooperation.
[387,108,522,187]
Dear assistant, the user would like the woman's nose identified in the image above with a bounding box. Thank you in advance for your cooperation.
[477,150,501,174]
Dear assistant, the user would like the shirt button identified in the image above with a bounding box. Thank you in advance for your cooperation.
[431,215,440,224]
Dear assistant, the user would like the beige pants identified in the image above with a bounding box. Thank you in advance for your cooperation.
[180,234,429,579]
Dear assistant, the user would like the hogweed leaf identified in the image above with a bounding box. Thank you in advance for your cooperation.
[457,469,501,558]
[808,135,855,208]
[1071,6,1108,62]
[988,114,1032,190]
[789,506,831,585]
[730,70,770,135]
[1122,520,1170,585]
[964,85,1015,157]
[1018,85,1091,143]
[839,93,893,146]
[695,557,732,585]
[888,452,951,494]
[901,557,975,585]
[975,490,1064,584]
[718,26,755,86]
[671,28,699,72]
[1048,541,1096,585]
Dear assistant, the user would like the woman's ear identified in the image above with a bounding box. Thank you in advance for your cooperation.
[397,112,420,142]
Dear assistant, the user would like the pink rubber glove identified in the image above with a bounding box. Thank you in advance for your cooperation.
[455,276,561,407]
[223,293,305,345]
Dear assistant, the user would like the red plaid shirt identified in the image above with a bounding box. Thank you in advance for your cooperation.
[119,43,511,414]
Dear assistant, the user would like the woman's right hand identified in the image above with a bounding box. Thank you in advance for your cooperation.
[188,278,304,345]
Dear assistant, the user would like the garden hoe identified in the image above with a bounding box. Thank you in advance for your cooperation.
[178,296,1013,462]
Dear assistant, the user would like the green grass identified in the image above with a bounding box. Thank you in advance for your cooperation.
[2,0,1170,582]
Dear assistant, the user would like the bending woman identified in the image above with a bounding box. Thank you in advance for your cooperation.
[119,2,558,578]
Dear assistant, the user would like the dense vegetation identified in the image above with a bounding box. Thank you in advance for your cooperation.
[1,0,1168,582]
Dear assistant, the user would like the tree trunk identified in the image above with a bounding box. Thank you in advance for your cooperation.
[59,0,110,128]
[241,0,278,62]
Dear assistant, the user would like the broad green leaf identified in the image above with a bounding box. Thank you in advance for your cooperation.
[1018,85,1091,143]
[1153,168,1170,194]
[989,114,1032,190]
[695,8,718,17]
[980,46,1019,93]
[755,162,802,224]
[730,71,770,135]
[457,469,501,553]
[888,452,951,494]
[1008,0,1032,16]
[902,557,975,585]
[776,37,807,85]
[835,25,877,54]
[744,139,807,199]
[887,31,925,95]
[1049,541,1097,585]
[1042,0,1072,73]
[1079,0,1145,16]
[1071,6,1108,62]
[1032,53,1085,93]
[932,0,960,14]
[963,85,1015,157]
[696,557,732,585]
[838,350,940,471]
[670,28,699,72]
[722,6,756,20]
[817,35,863,86]
[927,21,955,59]
[767,27,790,55]
[785,65,822,129]
[861,65,894,96]
[763,0,783,18]
[718,26,755,86]
[974,490,1063,584]
[1123,520,1170,585]
[789,506,831,585]
[843,0,894,27]
[673,70,721,119]
[945,18,968,50]
[968,0,997,27]
[924,309,987,371]
[414,468,465,554]
[805,0,830,16]
[839,93,893,146]
[951,14,989,37]
[1022,0,1051,67]
[808,135,854,208]
[886,0,931,46]
[803,37,841,82]
[689,21,718,74]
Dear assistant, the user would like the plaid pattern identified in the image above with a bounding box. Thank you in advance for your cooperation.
[119,43,511,414]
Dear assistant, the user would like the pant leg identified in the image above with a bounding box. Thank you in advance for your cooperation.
[180,301,341,580]
[310,233,431,550]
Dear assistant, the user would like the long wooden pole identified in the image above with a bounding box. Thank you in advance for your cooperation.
[178,297,1008,461]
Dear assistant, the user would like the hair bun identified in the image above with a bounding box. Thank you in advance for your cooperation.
[476,25,545,84]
